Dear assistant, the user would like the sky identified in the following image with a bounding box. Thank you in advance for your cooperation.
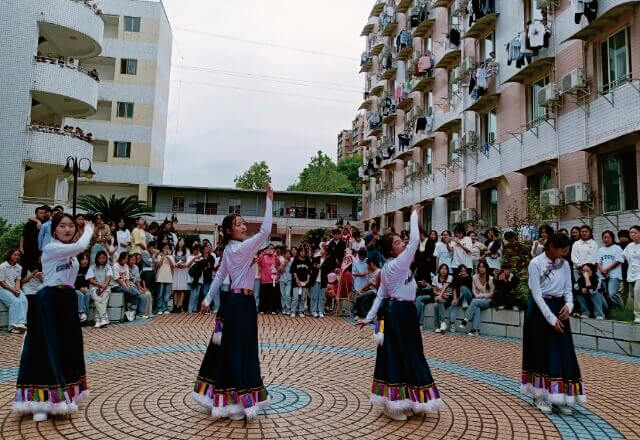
[161,0,371,190]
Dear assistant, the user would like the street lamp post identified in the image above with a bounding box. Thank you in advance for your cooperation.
[62,156,95,217]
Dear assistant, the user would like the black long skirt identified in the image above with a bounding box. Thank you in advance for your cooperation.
[258,283,281,314]
[14,286,89,415]
[521,297,586,405]
[192,293,269,418]
[371,299,444,414]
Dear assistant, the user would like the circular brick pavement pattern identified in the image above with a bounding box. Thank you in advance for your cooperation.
[0,314,637,439]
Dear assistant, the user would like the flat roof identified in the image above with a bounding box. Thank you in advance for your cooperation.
[149,184,360,198]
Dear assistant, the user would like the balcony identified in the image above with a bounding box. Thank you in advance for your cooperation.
[412,17,436,38]
[411,130,435,149]
[381,16,399,37]
[361,21,375,37]
[32,58,99,117]
[359,55,374,73]
[503,28,555,84]
[370,37,387,56]
[382,111,397,125]
[381,65,397,80]
[433,108,462,134]
[25,128,93,167]
[369,1,386,17]
[370,76,386,96]
[434,43,461,70]
[432,0,455,8]
[396,0,413,13]
[411,70,436,92]
[37,0,104,58]
[359,96,375,111]
[563,1,640,43]
[463,62,500,113]
[397,44,413,61]
[463,12,499,40]
[397,96,414,112]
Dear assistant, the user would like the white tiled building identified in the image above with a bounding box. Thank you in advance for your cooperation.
[0,0,171,224]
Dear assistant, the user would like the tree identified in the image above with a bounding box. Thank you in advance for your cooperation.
[288,151,356,194]
[234,161,272,190]
[337,153,363,193]
[303,228,330,248]
[77,195,153,226]
[0,222,24,260]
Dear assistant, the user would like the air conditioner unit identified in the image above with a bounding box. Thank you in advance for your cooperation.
[565,183,591,204]
[538,83,559,107]
[449,210,462,224]
[460,208,477,223]
[462,57,476,73]
[540,188,563,207]
[561,68,586,93]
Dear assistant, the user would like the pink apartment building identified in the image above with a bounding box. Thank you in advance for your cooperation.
[357,0,640,238]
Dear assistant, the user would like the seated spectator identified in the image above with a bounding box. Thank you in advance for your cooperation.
[493,263,520,310]
[111,252,146,321]
[452,265,473,308]
[433,264,456,333]
[87,251,112,328]
[460,260,494,335]
[352,257,380,319]
[74,253,92,323]
[575,263,607,320]
[0,249,28,334]
[21,264,44,300]
[129,254,151,319]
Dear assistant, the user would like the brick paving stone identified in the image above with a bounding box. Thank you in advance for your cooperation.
[0,315,638,439]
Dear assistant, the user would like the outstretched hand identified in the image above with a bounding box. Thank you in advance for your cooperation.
[412,204,423,216]
[356,318,372,328]
[266,186,274,202]
[199,301,209,314]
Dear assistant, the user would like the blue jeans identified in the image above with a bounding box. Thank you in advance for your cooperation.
[465,298,491,331]
[435,300,457,327]
[76,289,92,315]
[0,288,28,330]
[188,283,201,313]
[577,291,608,318]
[112,285,146,313]
[415,293,433,327]
[280,279,292,313]
[458,285,473,306]
[604,277,623,308]
[155,283,172,313]
[291,287,308,314]
[254,279,261,311]
[310,283,325,315]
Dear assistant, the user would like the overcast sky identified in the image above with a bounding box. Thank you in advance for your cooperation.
[161,0,370,190]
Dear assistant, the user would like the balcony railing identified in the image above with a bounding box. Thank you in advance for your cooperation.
[27,123,95,145]
[35,55,100,82]
[69,0,102,15]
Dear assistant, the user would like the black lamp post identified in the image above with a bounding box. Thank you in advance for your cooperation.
[62,156,95,216]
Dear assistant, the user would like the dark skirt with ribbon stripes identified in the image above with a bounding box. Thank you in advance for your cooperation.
[192,292,270,419]
[371,298,444,414]
[14,286,89,416]
[521,296,587,406]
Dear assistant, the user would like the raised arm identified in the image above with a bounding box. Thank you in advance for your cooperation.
[234,190,274,261]
[527,259,559,327]
[383,208,420,275]
[42,225,94,262]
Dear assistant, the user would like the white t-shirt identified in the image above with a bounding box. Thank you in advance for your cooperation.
[116,229,132,254]
[0,262,22,287]
[111,262,130,287]
[596,244,624,280]
[42,227,93,287]
[433,241,453,270]
[21,271,43,296]
[485,241,502,270]
[350,239,366,253]
[451,236,473,269]
[86,264,114,284]
[623,242,640,282]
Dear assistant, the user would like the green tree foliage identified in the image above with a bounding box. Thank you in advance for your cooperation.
[337,153,363,193]
[288,151,356,194]
[234,161,272,190]
[0,217,9,238]
[303,228,330,248]
[0,221,24,260]
[77,195,153,226]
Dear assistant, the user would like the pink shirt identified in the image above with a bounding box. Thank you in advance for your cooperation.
[257,253,281,284]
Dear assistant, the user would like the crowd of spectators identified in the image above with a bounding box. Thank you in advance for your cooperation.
[28,122,94,144]
[34,54,100,81]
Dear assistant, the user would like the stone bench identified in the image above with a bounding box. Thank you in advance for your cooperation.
[423,304,640,357]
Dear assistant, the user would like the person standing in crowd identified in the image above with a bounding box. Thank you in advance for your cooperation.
[485,228,502,275]
[279,249,293,315]
[521,232,586,414]
[432,264,456,334]
[531,225,553,258]
[352,248,369,293]
[20,206,49,274]
[618,230,631,305]
[172,238,190,313]
[365,222,383,264]
[596,230,624,309]
[200,243,218,312]
[327,228,346,274]
[469,231,486,272]
[14,214,93,421]
[571,225,598,277]
[358,205,443,420]
[257,244,281,315]
[310,250,326,318]
[623,225,640,324]
[0,249,28,334]
[115,218,131,257]
[88,250,112,328]
[130,218,147,255]
[452,264,473,309]
[459,260,494,336]
[575,263,606,319]
[74,253,92,323]
[155,243,175,315]
[434,230,453,272]
[37,205,63,252]
[147,222,160,245]
[129,254,151,319]
[493,263,520,310]
[141,241,157,312]
[350,230,366,254]
[451,225,473,276]
[73,214,87,242]
[194,187,274,421]
[414,229,435,327]
[290,246,311,317]
[186,244,203,313]
[90,214,112,264]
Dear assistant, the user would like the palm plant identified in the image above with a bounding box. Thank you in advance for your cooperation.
[77,195,153,225]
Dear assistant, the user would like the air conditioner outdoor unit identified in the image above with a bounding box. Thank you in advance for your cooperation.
[449,210,462,224]
[565,183,591,204]
[561,68,586,93]
[460,208,477,223]
[538,83,559,107]
[540,188,563,207]
[462,57,476,73]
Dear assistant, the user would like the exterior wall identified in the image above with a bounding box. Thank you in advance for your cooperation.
[357,0,640,241]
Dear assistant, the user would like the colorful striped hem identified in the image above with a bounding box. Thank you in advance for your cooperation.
[192,379,269,412]
[521,371,587,406]
[371,379,441,405]
[13,377,90,415]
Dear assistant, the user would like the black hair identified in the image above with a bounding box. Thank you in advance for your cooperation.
[580,263,598,286]
[579,224,592,237]
[147,240,157,249]
[379,232,399,259]
[74,213,86,220]
[358,248,367,258]
[601,230,616,244]
[94,250,109,266]
[117,217,127,231]
[5,248,21,263]
[558,228,569,235]
[366,256,380,268]
[618,229,630,239]
[454,224,465,235]
[117,252,128,262]
[538,224,554,238]
[53,205,64,212]
[630,225,640,234]
[457,264,468,274]
[35,205,48,214]
[545,232,572,251]
[221,214,241,247]
[50,212,75,241]
[501,262,512,270]
[441,230,451,240]
[437,263,450,280]
[504,231,517,241]
[476,260,490,284]
[332,228,341,235]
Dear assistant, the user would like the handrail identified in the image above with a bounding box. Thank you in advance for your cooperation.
[34,55,100,82]
[68,0,102,15]
[27,123,95,145]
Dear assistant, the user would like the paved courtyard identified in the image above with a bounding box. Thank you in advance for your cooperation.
[0,315,638,440]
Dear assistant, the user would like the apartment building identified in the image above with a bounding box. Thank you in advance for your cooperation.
[337,129,354,162]
[357,0,640,238]
[0,0,171,224]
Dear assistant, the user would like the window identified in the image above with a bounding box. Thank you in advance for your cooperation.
[120,59,137,75]
[448,5,460,29]
[481,187,498,227]
[423,91,433,116]
[124,16,141,32]
[481,32,495,62]
[448,132,459,163]
[483,109,497,144]
[196,203,218,215]
[600,149,638,213]
[448,69,459,108]
[228,200,241,215]
[527,0,544,22]
[424,147,432,175]
[527,171,552,199]
[116,102,134,118]
[171,197,184,213]
[273,201,285,217]
[530,76,549,123]
[601,28,631,92]
[426,36,433,53]
[113,141,131,158]
[326,203,338,219]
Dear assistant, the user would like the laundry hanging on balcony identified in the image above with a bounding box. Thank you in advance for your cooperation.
[447,28,461,47]
[396,30,412,51]
[527,21,549,49]
[467,0,496,27]
[417,54,433,73]
[572,0,598,25]
[506,32,532,68]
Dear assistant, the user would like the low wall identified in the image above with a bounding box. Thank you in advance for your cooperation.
[423,304,640,357]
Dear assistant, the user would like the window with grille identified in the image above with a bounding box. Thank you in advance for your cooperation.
[600,149,638,213]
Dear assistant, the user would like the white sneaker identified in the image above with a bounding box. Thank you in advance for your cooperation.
[79,313,87,322]
[141,315,149,319]
[229,412,245,421]
[497,305,505,310]
[312,313,318,318]
[319,313,324,318]
[290,313,296,317]
[553,404,573,415]
[94,320,102,328]
[635,318,640,324]
[434,328,442,333]
[298,313,305,317]
[103,319,110,326]
[512,306,519,311]
[535,397,552,413]
[468,330,479,336]
[163,311,171,315]
[439,322,448,332]
[33,412,47,422]
[462,300,469,309]
[595,316,604,320]
[580,314,589,319]
[383,409,407,421]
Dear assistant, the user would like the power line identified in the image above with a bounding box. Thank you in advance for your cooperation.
[176,79,357,105]
[174,27,359,61]
[173,64,362,94]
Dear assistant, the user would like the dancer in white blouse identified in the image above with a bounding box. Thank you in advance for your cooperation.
[14,213,93,422]
[193,187,273,421]
[358,205,443,420]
